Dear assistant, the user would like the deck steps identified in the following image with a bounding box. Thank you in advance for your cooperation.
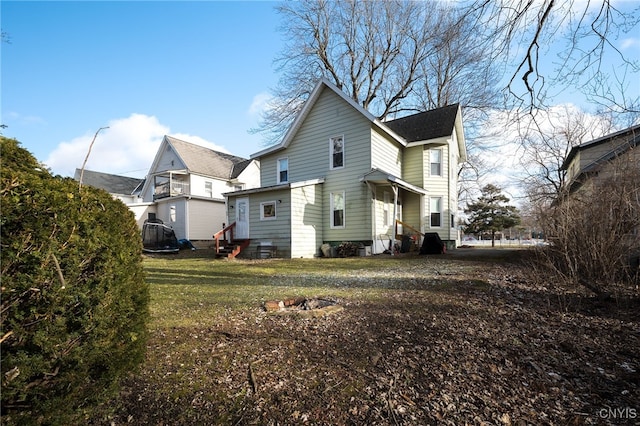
[216,239,250,259]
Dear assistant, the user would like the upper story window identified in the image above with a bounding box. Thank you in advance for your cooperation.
[430,148,442,177]
[277,157,289,184]
[205,181,213,198]
[330,135,344,169]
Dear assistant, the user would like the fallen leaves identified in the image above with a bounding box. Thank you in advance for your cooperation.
[90,251,639,425]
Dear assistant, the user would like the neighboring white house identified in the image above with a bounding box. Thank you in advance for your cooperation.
[224,78,466,258]
[137,135,260,243]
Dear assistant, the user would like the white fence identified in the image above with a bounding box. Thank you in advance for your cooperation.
[460,238,546,248]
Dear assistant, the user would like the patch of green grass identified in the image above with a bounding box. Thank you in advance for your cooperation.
[143,256,493,329]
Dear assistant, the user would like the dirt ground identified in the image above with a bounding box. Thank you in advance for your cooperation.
[94,248,639,425]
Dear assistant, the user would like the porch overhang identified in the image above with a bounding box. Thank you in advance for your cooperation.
[223,178,325,197]
[359,169,427,195]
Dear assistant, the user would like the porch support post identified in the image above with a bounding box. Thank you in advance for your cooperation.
[365,182,377,254]
[391,184,398,256]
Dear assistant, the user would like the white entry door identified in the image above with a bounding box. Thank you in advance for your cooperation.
[235,197,249,239]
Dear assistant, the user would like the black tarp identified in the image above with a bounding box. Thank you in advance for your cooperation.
[142,219,180,253]
[420,232,445,255]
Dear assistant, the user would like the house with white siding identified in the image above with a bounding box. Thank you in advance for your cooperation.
[223,78,466,258]
[139,135,260,244]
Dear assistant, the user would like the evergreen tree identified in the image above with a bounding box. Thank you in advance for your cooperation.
[464,184,520,247]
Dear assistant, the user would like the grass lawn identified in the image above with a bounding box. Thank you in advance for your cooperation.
[90,249,639,425]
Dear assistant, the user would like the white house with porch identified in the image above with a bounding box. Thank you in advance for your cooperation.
[138,135,260,244]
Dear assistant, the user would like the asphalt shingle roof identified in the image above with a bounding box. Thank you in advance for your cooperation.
[384,104,460,143]
[165,136,251,179]
[74,169,144,195]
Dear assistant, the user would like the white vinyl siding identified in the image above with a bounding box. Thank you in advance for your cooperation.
[242,189,292,257]
[371,129,402,177]
[259,87,371,186]
[189,174,228,198]
[188,198,226,240]
[291,183,323,258]
[155,199,187,240]
[258,86,373,242]
[402,146,424,188]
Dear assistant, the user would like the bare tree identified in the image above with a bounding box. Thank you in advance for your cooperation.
[257,0,502,144]
[467,0,640,115]
[518,106,614,204]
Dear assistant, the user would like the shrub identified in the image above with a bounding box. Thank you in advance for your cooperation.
[534,149,640,297]
[1,137,149,424]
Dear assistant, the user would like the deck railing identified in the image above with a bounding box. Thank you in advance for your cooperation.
[212,222,236,255]
[154,181,190,200]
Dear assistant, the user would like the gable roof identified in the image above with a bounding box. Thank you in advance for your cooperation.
[384,104,460,143]
[163,136,251,180]
[561,124,640,171]
[250,78,466,161]
[74,169,143,195]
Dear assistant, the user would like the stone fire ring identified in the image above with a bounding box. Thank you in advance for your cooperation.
[263,297,343,317]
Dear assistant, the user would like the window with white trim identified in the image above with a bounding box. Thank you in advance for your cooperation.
[330,191,345,228]
[383,191,391,227]
[205,181,213,198]
[330,135,344,169]
[430,148,442,177]
[260,201,277,220]
[430,197,442,227]
[277,158,288,183]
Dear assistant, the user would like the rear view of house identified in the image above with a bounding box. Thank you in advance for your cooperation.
[224,78,466,258]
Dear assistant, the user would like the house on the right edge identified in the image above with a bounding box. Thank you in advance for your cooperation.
[224,78,466,258]
[561,124,640,193]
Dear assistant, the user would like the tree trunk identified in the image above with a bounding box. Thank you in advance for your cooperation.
[491,230,496,247]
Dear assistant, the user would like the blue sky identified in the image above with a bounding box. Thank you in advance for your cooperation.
[2,1,639,181]
[2,1,283,177]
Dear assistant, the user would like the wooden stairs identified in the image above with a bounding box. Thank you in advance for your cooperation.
[215,239,250,259]
[213,222,250,259]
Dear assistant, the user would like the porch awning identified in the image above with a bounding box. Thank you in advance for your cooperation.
[359,169,427,195]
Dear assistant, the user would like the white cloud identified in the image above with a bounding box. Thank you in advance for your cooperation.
[620,37,640,50]
[248,92,273,117]
[45,114,225,178]
[474,104,613,204]
[6,111,46,126]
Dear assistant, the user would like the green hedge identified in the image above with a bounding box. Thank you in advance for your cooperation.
[1,137,149,424]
